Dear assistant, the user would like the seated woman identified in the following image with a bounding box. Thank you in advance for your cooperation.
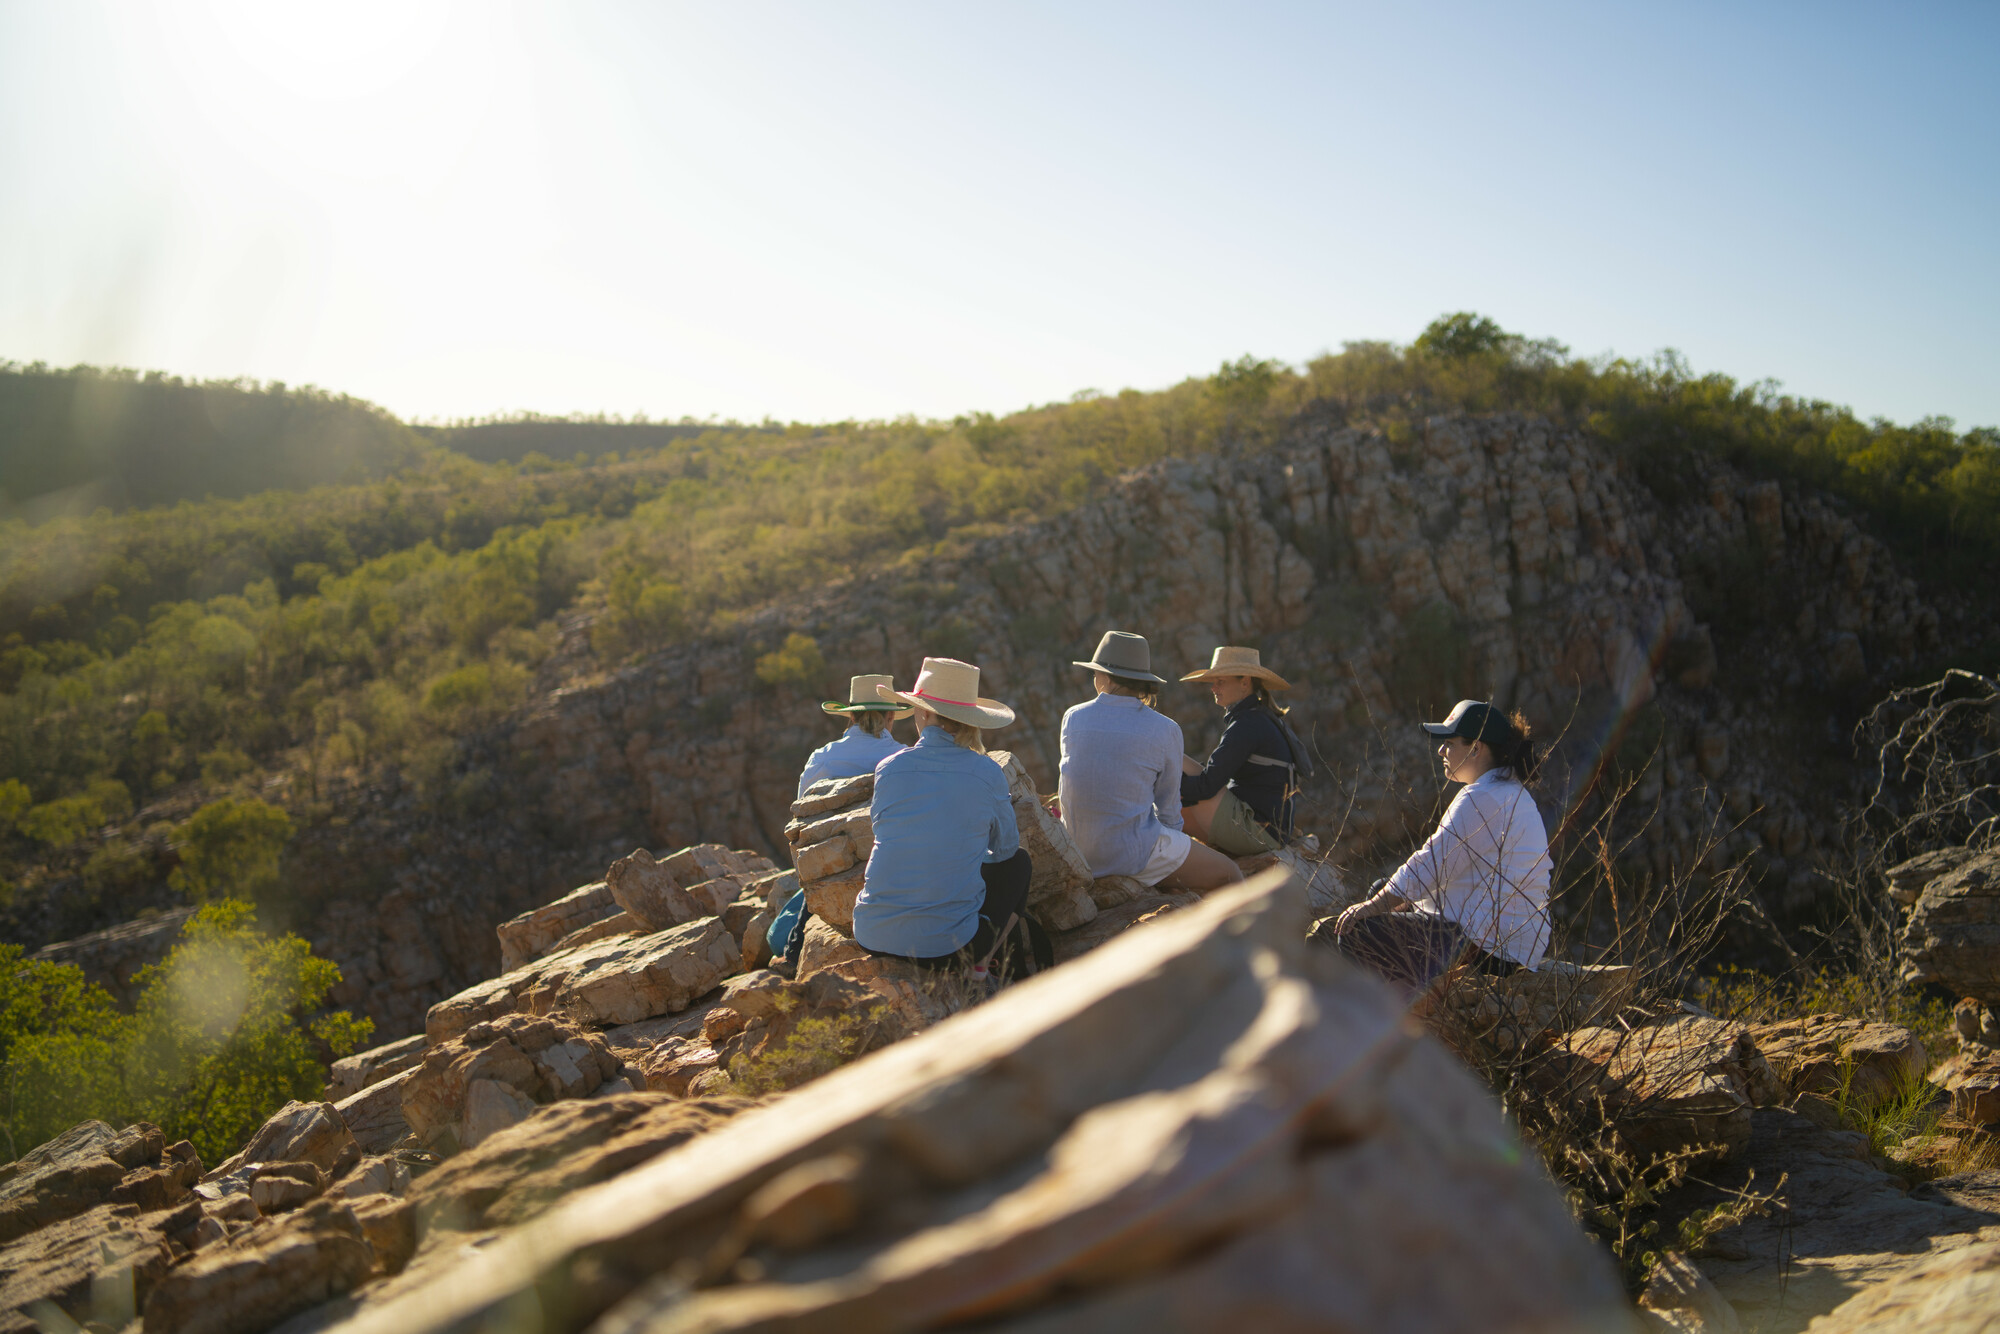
[1058,631,1244,893]
[1319,700,1551,994]
[797,674,911,796]
[852,657,1038,978]
[1179,647,1302,856]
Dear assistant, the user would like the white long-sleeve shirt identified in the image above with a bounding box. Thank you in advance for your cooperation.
[797,726,906,797]
[1385,769,1552,967]
[1057,693,1185,878]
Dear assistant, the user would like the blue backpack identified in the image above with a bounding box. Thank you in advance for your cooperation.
[767,888,806,959]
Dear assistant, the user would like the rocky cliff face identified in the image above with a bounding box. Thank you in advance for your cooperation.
[95,412,1958,1038]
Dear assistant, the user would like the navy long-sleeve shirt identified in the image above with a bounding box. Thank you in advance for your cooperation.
[1181,696,1293,828]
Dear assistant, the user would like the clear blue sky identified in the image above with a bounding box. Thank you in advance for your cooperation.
[1,1,1994,428]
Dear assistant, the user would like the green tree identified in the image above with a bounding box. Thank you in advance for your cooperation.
[1414,311,1511,359]
[0,902,371,1164]
[0,947,121,1157]
[168,798,292,903]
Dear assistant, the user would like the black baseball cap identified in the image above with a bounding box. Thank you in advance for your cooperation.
[1421,699,1514,745]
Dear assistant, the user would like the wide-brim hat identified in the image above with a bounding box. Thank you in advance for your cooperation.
[1421,699,1514,745]
[822,673,914,718]
[1180,645,1292,690]
[877,656,1016,729]
[1071,630,1166,684]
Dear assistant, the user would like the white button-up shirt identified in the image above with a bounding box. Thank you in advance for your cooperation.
[1385,768,1552,967]
[1057,693,1186,879]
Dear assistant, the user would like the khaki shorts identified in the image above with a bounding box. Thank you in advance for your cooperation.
[1207,788,1282,857]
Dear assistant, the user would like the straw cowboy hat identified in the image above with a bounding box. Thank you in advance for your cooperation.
[876,657,1016,729]
[1180,645,1293,690]
[1071,630,1167,684]
[821,674,914,719]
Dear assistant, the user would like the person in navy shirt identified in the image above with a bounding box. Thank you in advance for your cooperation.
[1179,646,1300,855]
[853,657,1036,977]
[797,674,911,797]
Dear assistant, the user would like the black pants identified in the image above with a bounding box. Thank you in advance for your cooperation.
[1308,911,1520,995]
[874,849,1042,978]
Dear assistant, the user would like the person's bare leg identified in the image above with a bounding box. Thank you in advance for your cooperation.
[1179,755,1225,841]
[1157,840,1243,893]
[1181,794,1222,842]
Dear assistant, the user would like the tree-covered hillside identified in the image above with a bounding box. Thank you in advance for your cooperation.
[0,363,434,515]
[1,315,1995,945]
[418,416,748,465]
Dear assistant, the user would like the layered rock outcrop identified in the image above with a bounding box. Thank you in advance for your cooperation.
[208,411,1946,1037]
[1901,848,2000,1004]
[287,870,1639,1333]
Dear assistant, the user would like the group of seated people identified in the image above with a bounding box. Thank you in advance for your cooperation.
[778,630,1553,995]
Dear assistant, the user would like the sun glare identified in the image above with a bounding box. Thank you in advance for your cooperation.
[142,0,505,190]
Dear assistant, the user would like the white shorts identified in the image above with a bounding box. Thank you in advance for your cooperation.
[1137,828,1193,886]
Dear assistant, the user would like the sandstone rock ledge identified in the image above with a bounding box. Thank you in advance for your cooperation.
[313,868,1633,1334]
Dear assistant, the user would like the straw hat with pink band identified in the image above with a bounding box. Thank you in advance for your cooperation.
[875,657,1016,729]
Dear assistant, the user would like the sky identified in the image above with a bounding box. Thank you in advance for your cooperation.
[0,1,1995,429]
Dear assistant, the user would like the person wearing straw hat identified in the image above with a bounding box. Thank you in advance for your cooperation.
[1315,699,1551,992]
[1179,646,1303,857]
[852,657,1041,978]
[796,674,913,798]
[1057,632,1245,892]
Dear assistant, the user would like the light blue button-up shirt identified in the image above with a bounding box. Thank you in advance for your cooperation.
[1057,692,1186,878]
[852,728,1019,958]
[797,725,907,797]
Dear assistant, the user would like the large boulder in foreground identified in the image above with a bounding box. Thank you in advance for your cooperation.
[1901,849,2000,1004]
[314,869,1634,1333]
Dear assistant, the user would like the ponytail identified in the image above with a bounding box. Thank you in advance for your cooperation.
[1490,709,1540,784]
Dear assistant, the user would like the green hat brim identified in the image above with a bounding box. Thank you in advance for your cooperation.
[822,700,914,719]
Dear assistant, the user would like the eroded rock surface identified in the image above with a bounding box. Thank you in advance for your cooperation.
[143,1197,374,1334]
[1661,1109,2000,1332]
[1805,1239,2000,1333]
[309,870,1635,1334]
[1901,849,2000,1004]
[402,1013,625,1152]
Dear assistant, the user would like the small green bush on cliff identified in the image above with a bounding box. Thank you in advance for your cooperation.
[0,900,371,1164]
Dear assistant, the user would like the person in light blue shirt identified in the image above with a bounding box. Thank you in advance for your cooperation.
[852,657,1036,974]
[1058,631,1244,893]
[796,674,911,798]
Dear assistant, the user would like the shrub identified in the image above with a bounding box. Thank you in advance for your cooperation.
[754,633,825,691]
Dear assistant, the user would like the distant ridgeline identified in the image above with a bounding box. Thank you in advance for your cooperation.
[419,416,766,466]
[0,363,432,516]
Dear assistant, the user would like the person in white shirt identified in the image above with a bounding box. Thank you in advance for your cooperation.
[1056,632,1244,893]
[1322,699,1552,992]
[796,674,911,797]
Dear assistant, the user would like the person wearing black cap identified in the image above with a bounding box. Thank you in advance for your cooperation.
[1319,699,1551,991]
[1057,632,1245,892]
